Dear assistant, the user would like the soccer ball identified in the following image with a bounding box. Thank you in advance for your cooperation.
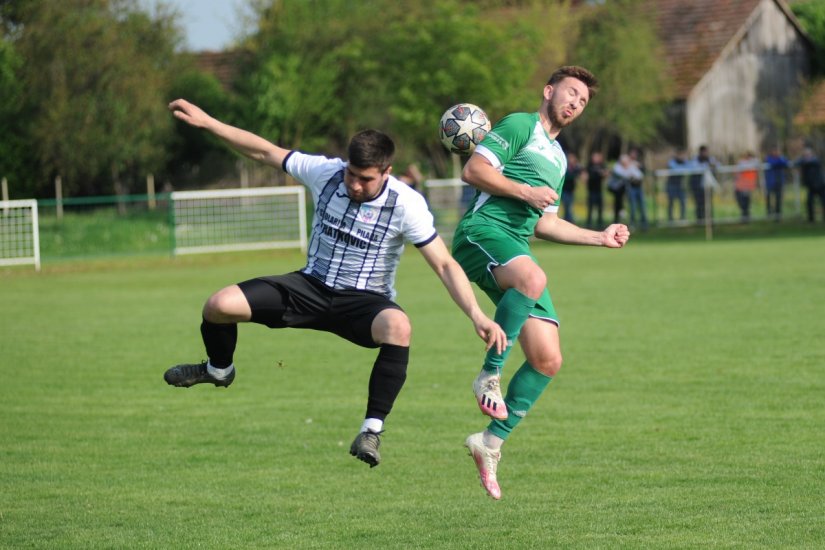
[439,103,491,155]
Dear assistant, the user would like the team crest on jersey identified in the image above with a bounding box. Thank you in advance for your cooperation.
[358,205,379,223]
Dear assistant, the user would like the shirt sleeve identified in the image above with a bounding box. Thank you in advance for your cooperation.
[283,151,344,194]
[399,186,437,247]
[477,112,534,166]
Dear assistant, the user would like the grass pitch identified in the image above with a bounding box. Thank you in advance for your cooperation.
[2,232,824,548]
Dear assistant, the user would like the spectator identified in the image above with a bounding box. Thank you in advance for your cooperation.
[764,146,789,220]
[795,147,825,223]
[689,145,717,221]
[561,152,583,223]
[608,154,642,224]
[586,151,608,228]
[162,99,506,469]
[734,151,760,222]
[666,149,689,221]
[398,162,424,192]
[627,147,648,230]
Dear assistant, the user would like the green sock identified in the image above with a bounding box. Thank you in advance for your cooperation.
[488,361,553,440]
[483,288,537,373]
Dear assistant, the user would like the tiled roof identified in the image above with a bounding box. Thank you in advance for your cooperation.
[575,1,803,98]
[193,50,251,91]
[642,0,763,98]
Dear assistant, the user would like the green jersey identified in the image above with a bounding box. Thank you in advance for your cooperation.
[458,112,567,240]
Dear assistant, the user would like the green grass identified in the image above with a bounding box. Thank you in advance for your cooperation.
[2,234,824,548]
[38,207,171,260]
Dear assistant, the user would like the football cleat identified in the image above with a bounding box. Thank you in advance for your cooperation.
[350,429,382,468]
[473,371,508,420]
[465,432,502,500]
[164,361,235,388]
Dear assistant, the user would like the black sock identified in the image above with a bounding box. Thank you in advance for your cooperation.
[200,318,237,368]
[365,344,409,421]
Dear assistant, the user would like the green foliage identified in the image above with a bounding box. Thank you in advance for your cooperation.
[10,0,182,196]
[2,0,673,193]
[242,0,571,174]
[567,0,672,154]
[37,207,171,259]
[793,0,825,75]
[166,65,239,182]
[373,1,547,158]
[2,236,825,547]
[0,37,29,189]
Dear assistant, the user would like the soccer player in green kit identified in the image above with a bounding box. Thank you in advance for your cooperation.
[452,66,631,499]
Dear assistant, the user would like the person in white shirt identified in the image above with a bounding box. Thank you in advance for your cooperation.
[162,99,505,469]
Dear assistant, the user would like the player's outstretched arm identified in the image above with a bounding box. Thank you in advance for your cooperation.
[417,236,506,354]
[463,154,558,210]
[534,213,630,248]
[168,99,290,168]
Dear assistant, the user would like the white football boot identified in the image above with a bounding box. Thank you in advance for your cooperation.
[464,432,502,500]
[473,370,508,420]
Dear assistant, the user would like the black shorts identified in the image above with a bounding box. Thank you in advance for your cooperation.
[237,271,403,348]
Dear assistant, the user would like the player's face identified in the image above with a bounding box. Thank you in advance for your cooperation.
[545,77,590,129]
[344,164,390,202]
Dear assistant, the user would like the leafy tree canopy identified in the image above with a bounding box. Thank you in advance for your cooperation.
[8,0,184,196]
[793,0,825,76]
[566,0,671,157]
[240,0,572,175]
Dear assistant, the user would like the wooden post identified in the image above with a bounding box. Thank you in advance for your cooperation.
[55,175,63,222]
[703,169,713,241]
[240,162,249,188]
[1,177,7,215]
[239,161,250,207]
[147,173,156,211]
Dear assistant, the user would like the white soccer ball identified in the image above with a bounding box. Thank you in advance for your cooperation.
[439,103,491,155]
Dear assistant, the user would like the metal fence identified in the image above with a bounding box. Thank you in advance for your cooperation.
[424,163,805,242]
[649,164,802,225]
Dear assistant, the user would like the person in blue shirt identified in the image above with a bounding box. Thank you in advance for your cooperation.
[764,146,789,220]
[666,149,689,221]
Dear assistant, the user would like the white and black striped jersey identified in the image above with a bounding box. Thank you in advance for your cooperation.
[284,151,437,299]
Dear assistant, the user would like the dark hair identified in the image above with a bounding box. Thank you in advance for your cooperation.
[547,66,598,100]
[348,129,395,172]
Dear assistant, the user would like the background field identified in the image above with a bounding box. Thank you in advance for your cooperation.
[2,233,824,549]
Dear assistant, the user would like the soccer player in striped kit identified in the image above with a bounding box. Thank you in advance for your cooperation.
[164,99,505,468]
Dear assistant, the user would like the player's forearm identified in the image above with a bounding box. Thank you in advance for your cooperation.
[535,216,604,246]
[206,119,282,165]
[463,156,530,201]
[438,262,488,324]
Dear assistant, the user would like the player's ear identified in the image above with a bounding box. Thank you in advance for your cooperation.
[384,165,393,176]
[543,84,554,101]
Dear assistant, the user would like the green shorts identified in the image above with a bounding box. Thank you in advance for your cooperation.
[452,222,559,325]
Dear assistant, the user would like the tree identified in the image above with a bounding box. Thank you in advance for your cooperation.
[10,0,183,197]
[565,0,672,157]
[166,63,241,187]
[367,0,562,174]
[0,38,30,195]
[240,0,573,176]
[793,0,825,76]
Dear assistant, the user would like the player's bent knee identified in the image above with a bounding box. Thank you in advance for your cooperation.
[532,353,562,377]
[372,308,411,346]
[521,270,548,298]
[511,265,546,298]
[202,285,251,323]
